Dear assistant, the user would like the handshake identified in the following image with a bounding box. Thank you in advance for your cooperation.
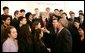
[41,27,50,33]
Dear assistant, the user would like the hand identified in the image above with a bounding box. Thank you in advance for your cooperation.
[47,48,51,52]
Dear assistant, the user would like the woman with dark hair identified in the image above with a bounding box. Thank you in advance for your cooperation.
[2,26,18,52]
[33,29,48,52]
[25,12,33,28]
[17,16,32,52]
[78,26,84,52]
[1,15,11,45]
[18,24,33,52]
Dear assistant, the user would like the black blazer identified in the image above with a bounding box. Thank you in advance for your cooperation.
[56,28,72,52]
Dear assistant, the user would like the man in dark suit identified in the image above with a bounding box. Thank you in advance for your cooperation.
[47,18,58,52]
[1,6,12,25]
[56,18,72,52]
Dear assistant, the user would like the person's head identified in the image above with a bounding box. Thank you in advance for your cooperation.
[52,18,58,28]
[32,19,41,29]
[79,13,84,18]
[14,10,20,18]
[3,6,9,15]
[79,10,83,14]
[54,9,59,15]
[57,18,64,29]
[60,9,64,15]
[74,20,80,29]
[69,11,73,15]
[5,26,17,39]
[20,9,25,17]
[18,16,27,25]
[2,15,11,26]
[41,12,46,20]
[61,12,67,19]
[35,8,39,14]
[78,26,84,37]
[70,12,75,18]
[25,12,33,20]
[45,7,50,13]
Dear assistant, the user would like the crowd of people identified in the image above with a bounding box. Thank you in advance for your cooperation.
[1,6,84,52]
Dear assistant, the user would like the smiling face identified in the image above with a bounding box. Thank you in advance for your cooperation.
[8,27,17,39]
[4,17,11,26]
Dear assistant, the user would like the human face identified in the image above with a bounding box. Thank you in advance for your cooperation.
[3,9,9,15]
[54,10,59,15]
[8,28,17,39]
[20,18,27,25]
[4,17,11,26]
[21,12,25,17]
[35,9,39,14]
[78,28,84,37]
[46,8,50,13]
[70,14,75,18]
[52,20,58,28]
[62,14,66,19]
[29,15,33,20]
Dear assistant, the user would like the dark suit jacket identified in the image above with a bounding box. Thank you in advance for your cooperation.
[27,19,32,28]
[11,18,19,29]
[56,28,72,52]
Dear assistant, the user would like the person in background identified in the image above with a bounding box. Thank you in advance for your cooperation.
[20,9,25,17]
[59,9,64,16]
[1,15,11,44]
[1,6,12,25]
[11,10,20,29]
[53,9,61,20]
[77,13,84,27]
[78,10,84,14]
[2,26,18,52]
[78,26,84,52]
[25,12,33,28]
[68,20,81,52]
[33,8,40,19]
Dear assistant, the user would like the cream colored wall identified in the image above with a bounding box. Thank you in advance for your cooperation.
[1,1,84,18]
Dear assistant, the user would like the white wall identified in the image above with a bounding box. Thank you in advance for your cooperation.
[1,1,84,18]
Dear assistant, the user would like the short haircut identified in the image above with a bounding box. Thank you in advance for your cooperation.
[18,16,26,22]
[14,10,19,16]
[60,9,63,12]
[79,13,84,16]
[46,7,50,10]
[3,6,9,10]
[52,18,58,22]
[62,12,67,16]
[2,15,11,21]
[20,9,25,12]
[54,9,59,11]
[74,19,80,23]
[70,12,75,14]
[79,10,83,12]
[35,8,39,10]
[25,12,32,19]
